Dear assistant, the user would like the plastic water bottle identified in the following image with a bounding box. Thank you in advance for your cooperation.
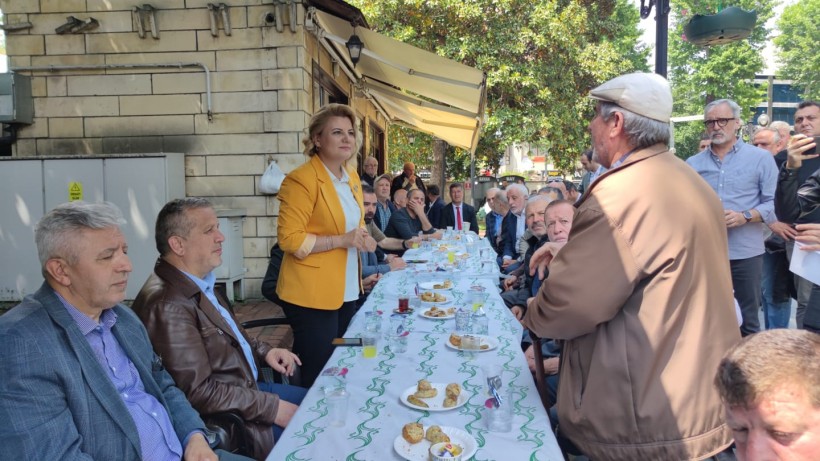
[471,307,489,335]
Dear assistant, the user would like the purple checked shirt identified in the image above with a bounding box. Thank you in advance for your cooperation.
[58,294,185,461]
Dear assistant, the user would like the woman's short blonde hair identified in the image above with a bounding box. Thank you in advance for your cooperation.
[303,103,361,157]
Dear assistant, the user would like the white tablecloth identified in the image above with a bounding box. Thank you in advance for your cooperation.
[267,238,563,461]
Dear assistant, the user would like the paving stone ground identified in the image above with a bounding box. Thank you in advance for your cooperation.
[231,298,294,351]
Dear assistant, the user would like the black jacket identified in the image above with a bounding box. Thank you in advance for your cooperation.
[776,164,820,225]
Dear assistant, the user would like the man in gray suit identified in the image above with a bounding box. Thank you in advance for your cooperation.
[0,201,241,460]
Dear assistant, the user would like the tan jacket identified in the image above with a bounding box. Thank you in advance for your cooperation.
[524,144,740,460]
[132,259,276,460]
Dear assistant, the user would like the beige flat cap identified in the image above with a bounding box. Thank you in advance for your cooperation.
[589,72,673,123]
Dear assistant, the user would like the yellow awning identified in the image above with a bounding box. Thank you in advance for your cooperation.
[309,9,487,152]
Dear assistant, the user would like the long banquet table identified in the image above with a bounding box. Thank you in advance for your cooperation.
[267,236,564,460]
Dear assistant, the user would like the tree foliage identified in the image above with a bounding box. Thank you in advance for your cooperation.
[775,0,820,101]
[350,0,648,177]
[668,0,775,159]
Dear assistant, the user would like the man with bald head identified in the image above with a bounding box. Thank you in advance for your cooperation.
[392,189,408,209]
[524,73,740,460]
[390,161,426,199]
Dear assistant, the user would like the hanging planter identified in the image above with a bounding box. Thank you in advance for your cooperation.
[684,6,757,46]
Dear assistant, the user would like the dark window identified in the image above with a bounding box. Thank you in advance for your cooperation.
[312,61,348,111]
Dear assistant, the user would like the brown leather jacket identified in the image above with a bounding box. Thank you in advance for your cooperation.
[132,259,277,460]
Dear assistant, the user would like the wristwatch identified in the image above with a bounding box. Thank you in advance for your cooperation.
[742,210,753,223]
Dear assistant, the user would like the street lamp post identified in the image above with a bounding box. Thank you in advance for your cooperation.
[640,0,671,77]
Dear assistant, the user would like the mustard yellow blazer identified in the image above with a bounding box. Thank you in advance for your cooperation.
[276,155,365,310]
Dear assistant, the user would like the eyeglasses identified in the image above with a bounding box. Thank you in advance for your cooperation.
[703,118,734,128]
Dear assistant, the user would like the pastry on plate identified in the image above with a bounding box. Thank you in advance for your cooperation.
[406,395,429,408]
[418,379,434,391]
[424,306,449,317]
[414,388,438,398]
[448,333,462,347]
[445,383,461,399]
[442,396,458,408]
[402,422,424,444]
[415,379,438,398]
[425,425,451,444]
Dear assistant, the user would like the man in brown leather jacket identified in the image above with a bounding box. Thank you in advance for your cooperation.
[132,198,306,460]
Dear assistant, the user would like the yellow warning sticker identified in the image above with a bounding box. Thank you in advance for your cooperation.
[69,182,83,201]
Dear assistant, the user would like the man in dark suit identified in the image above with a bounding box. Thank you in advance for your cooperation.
[440,182,479,232]
[426,184,445,228]
[0,201,240,461]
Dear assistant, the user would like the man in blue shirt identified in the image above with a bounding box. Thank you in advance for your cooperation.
[0,201,229,460]
[687,98,778,336]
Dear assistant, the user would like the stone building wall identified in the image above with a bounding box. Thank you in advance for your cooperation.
[1,0,388,298]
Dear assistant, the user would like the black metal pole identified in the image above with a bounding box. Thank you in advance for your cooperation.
[655,0,669,77]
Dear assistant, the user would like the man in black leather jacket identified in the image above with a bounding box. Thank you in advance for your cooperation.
[776,130,820,332]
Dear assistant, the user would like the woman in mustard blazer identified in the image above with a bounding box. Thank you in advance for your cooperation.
[276,104,376,386]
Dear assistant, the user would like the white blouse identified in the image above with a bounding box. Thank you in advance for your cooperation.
[322,162,361,303]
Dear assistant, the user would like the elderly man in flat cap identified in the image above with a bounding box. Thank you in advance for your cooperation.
[523,73,741,460]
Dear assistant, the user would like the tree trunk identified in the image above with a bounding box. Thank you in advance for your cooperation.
[431,139,448,192]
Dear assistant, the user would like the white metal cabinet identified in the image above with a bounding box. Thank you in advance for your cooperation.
[0,154,185,301]
[103,155,185,299]
[0,161,45,300]
[44,159,104,212]
[214,209,247,301]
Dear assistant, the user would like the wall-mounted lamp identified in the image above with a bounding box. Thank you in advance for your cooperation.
[407,133,416,144]
[346,33,364,66]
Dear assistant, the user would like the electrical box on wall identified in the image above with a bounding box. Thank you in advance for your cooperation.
[0,73,33,124]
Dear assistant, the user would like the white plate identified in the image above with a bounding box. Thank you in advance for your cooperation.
[445,334,499,352]
[418,292,449,304]
[399,383,468,412]
[418,280,454,291]
[394,425,477,461]
[418,306,456,320]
